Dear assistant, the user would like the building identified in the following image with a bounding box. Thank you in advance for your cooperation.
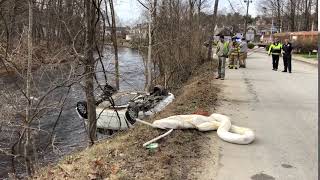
[106,26,129,39]
[255,17,278,35]
[126,23,148,41]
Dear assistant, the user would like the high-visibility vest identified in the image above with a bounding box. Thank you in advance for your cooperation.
[223,42,229,56]
[268,43,282,55]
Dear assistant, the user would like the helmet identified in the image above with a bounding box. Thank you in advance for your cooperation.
[231,36,237,41]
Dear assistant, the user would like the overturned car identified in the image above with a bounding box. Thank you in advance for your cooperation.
[76,85,174,131]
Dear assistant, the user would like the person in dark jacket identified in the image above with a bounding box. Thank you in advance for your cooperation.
[282,39,293,73]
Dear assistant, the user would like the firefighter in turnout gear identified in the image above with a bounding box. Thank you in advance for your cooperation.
[268,39,282,71]
[228,37,240,69]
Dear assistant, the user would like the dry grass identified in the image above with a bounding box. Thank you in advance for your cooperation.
[33,61,220,180]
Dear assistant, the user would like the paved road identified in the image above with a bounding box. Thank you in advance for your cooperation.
[209,49,317,180]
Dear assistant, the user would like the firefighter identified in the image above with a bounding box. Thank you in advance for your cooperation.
[268,38,282,71]
[215,35,229,80]
[239,37,248,68]
[282,39,293,73]
[228,37,240,69]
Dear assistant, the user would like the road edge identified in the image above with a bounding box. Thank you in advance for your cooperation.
[252,47,318,66]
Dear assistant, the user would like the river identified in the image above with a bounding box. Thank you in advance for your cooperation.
[0,47,146,178]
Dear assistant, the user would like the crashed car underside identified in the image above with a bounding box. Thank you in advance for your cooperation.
[76,85,174,130]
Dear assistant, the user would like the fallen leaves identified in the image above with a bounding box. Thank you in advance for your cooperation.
[93,157,104,167]
[110,164,120,175]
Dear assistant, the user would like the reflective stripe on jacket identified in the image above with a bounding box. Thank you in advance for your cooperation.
[268,43,282,55]
[229,42,240,56]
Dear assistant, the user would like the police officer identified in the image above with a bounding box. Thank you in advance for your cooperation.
[268,38,282,71]
[282,39,293,73]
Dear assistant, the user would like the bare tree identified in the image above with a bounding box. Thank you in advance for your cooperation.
[258,0,318,31]
[289,0,296,31]
[0,0,113,177]
[137,0,155,91]
[24,0,33,175]
[108,0,120,90]
[207,0,219,61]
[84,0,97,145]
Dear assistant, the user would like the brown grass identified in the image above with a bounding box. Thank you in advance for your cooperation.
[33,61,220,180]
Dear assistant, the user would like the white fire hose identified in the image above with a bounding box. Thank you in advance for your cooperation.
[137,113,255,146]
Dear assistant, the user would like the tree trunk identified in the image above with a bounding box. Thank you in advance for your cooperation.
[146,9,152,91]
[64,0,73,45]
[8,0,18,51]
[188,0,194,64]
[109,0,120,90]
[197,0,203,61]
[152,0,157,85]
[316,0,318,31]
[244,0,250,37]
[85,0,97,145]
[304,0,312,30]
[289,0,296,31]
[276,0,281,32]
[207,0,219,61]
[25,0,33,175]
[212,0,219,31]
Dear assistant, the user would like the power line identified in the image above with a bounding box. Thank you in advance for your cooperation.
[239,0,246,10]
[227,0,238,14]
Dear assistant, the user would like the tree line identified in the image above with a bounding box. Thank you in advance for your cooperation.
[258,0,318,32]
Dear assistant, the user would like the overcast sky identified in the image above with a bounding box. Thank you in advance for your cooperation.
[114,0,259,26]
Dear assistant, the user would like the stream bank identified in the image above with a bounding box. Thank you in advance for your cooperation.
[34,61,220,180]
[0,46,146,178]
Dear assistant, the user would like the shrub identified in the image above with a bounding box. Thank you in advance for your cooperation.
[247,43,255,49]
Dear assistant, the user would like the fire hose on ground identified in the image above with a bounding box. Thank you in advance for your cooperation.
[136,113,255,146]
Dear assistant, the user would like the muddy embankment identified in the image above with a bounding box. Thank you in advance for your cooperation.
[34,60,220,180]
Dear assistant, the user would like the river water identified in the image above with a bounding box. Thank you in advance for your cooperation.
[0,47,146,178]
[98,46,146,91]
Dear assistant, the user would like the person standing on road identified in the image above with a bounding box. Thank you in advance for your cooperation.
[282,39,293,73]
[268,39,282,71]
[239,37,248,68]
[215,35,229,80]
[228,37,240,69]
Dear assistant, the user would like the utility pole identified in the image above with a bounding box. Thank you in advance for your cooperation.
[263,7,273,42]
[243,0,252,38]
[271,12,274,41]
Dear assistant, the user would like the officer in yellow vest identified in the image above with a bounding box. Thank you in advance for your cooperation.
[228,37,240,69]
[268,39,282,71]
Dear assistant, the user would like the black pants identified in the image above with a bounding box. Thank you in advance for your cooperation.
[272,55,279,70]
[283,54,292,72]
